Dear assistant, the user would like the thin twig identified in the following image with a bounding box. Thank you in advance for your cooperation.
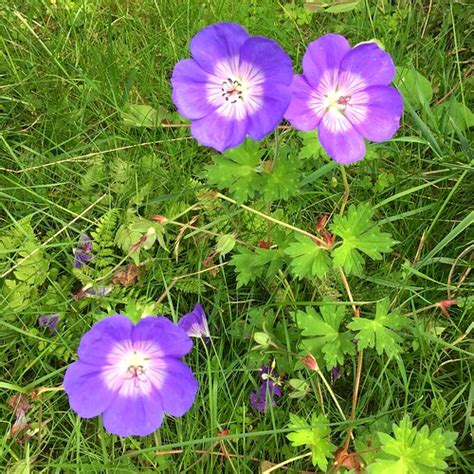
[261,452,312,474]
[215,192,327,247]
[314,364,350,426]
[0,139,190,174]
[155,448,260,462]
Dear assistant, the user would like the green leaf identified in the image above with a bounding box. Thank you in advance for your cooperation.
[433,99,474,133]
[230,247,285,288]
[262,156,301,201]
[325,0,361,13]
[287,413,336,470]
[394,67,433,109]
[230,249,264,288]
[2,279,32,312]
[285,233,331,279]
[121,104,167,127]
[206,139,264,204]
[296,305,355,370]
[115,210,166,264]
[0,216,49,286]
[305,0,361,14]
[254,332,270,347]
[14,241,49,286]
[298,131,322,160]
[368,415,457,473]
[348,298,407,356]
[331,204,395,275]
[215,234,236,257]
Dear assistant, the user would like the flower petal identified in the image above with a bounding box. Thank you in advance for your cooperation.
[284,75,323,131]
[63,361,116,418]
[178,303,210,338]
[318,111,366,164]
[239,36,293,85]
[102,387,164,437]
[190,109,248,152]
[132,317,193,358]
[248,83,291,140]
[77,315,133,365]
[302,34,351,88]
[151,358,198,417]
[339,43,396,92]
[171,59,218,120]
[190,22,249,74]
[346,86,403,141]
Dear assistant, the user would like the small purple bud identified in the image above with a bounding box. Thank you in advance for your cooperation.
[85,286,112,297]
[330,366,341,385]
[79,234,93,252]
[73,234,94,269]
[38,314,60,335]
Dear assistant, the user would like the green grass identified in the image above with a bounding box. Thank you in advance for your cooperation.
[1,0,472,472]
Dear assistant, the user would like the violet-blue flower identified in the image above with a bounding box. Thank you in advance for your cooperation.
[73,234,93,269]
[178,303,210,340]
[250,380,282,413]
[63,315,198,437]
[285,34,403,164]
[171,22,293,152]
[249,364,282,413]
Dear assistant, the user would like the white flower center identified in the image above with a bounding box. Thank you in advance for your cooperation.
[101,342,167,397]
[207,58,264,119]
[324,89,351,115]
[220,77,245,103]
[122,350,149,381]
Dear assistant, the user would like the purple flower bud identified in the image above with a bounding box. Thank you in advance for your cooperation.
[38,314,60,335]
[330,366,341,385]
[73,234,94,269]
[79,234,93,252]
[72,286,112,300]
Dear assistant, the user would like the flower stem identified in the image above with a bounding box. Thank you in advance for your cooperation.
[339,267,363,451]
[314,364,349,425]
[340,166,350,215]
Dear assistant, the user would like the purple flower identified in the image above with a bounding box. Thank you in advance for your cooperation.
[38,314,60,335]
[178,303,210,340]
[250,364,282,412]
[250,379,282,413]
[285,34,403,164]
[171,22,293,152]
[73,234,93,269]
[330,366,341,385]
[63,315,198,437]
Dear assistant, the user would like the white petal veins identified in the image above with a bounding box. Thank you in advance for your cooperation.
[207,57,264,121]
[101,342,166,397]
[308,69,369,131]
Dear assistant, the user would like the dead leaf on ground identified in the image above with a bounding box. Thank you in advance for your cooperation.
[112,264,141,287]
[333,447,362,473]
